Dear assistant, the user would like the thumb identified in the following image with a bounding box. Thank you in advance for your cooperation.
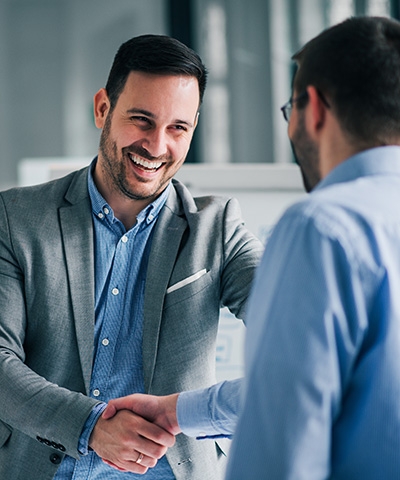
[102,396,136,419]
[102,402,117,420]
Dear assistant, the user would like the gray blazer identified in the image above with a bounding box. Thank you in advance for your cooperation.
[0,167,263,480]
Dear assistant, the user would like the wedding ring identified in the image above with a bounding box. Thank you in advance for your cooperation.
[136,452,144,464]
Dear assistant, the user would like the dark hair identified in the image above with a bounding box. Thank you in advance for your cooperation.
[292,16,400,145]
[105,34,207,109]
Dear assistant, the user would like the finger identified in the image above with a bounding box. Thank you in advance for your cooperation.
[106,397,135,414]
[103,457,149,475]
[102,403,117,420]
[130,436,168,461]
[134,451,158,469]
[134,417,176,450]
[102,458,128,471]
[102,451,156,474]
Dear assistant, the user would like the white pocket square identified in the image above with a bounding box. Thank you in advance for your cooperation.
[166,269,208,294]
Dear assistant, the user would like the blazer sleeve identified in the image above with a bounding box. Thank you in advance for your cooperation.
[219,197,264,321]
[0,191,99,459]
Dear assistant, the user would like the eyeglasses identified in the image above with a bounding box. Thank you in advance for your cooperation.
[280,92,308,122]
[280,90,330,122]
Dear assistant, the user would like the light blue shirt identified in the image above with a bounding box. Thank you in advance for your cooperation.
[177,378,242,439]
[55,160,175,479]
[225,146,400,479]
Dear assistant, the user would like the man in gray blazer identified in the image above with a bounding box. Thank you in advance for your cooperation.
[0,35,262,479]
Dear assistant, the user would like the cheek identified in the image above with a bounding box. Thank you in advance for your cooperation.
[172,135,193,160]
[112,123,142,148]
[287,118,295,139]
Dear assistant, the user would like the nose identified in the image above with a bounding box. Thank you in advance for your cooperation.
[141,128,168,158]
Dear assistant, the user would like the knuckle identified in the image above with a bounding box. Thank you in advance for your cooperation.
[147,458,158,468]
[134,465,148,474]
[166,435,176,447]
[154,445,168,459]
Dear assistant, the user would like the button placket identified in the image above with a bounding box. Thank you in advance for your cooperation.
[90,235,128,401]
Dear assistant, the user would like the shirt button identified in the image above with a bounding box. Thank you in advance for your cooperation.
[98,212,104,219]
[148,214,154,222]
[112,288,119,296]
[102,338,109,346]
[121,235,128,243]
[104,207,110,215]
[93,389,100,397]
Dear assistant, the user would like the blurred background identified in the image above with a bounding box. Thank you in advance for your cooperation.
[0,0,398,190]
[1,0,398,380]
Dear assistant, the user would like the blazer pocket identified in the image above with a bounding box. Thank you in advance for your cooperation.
[166,269,208,294]
[164,269,212,309]
[0,420,11,448]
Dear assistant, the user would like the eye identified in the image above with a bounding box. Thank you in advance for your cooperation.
[171,124,188,132]
[131,116,150,123]
[130,116,153,129]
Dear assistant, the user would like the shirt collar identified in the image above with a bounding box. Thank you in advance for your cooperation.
[87,157,171,226]
[315,146,400,192]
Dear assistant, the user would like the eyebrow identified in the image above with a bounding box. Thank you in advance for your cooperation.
[126,108,195,128]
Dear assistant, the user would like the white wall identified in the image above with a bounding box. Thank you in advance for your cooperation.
[0,0,167,190]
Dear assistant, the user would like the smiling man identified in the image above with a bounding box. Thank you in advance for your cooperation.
[0,35,263,480]
[93,72,200,228]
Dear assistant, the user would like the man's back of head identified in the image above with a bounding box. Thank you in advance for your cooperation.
[292,16,400,148]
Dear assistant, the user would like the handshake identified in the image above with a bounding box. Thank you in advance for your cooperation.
[89,393,181,475]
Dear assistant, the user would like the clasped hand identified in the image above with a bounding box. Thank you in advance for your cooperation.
[89,392,180,474]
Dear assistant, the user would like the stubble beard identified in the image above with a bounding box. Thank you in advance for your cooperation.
[98,116,164,202]
[290,113,321,193]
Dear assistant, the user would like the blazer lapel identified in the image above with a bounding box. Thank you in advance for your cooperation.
[59,168,95,394]
[142,186,186,392]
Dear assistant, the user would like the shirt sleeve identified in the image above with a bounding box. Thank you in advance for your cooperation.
[226,203,371,479]
[77,402,107,455]
[177,378,243,439]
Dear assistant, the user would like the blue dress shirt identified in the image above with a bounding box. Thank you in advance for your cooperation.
[225,146,400,479]
[177,378,242,439]
[55,160,175,479]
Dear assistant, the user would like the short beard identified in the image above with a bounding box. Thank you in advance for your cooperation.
[290,113,320,193]
[98,114,154,201]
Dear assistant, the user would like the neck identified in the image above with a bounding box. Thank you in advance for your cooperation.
[319,116,361,179]
[109,197,149,231]
[92,164,153,231]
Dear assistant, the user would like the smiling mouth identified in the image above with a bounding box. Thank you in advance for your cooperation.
[128,153,164,172]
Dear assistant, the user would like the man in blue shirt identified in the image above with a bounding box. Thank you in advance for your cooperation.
[104,16,400,479]
[0,35,262,479]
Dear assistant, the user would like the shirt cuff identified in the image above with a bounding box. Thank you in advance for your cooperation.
[78,402,107,455]
[177,379,242,440]
[177,389,213,438]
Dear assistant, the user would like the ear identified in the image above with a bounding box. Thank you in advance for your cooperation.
[305,85,328,136]
[93,88,111,129]
[193,111,199,129]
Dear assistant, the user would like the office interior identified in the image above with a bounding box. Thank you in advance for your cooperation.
[0,0,398,190]
[1,0,398,379]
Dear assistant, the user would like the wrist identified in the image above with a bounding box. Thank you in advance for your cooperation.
[82,403,107,455]
[165,393,181,435]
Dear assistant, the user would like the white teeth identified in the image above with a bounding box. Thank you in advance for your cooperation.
[129,154,162,170]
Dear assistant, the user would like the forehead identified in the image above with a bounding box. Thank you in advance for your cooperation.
[117,71,200,115]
